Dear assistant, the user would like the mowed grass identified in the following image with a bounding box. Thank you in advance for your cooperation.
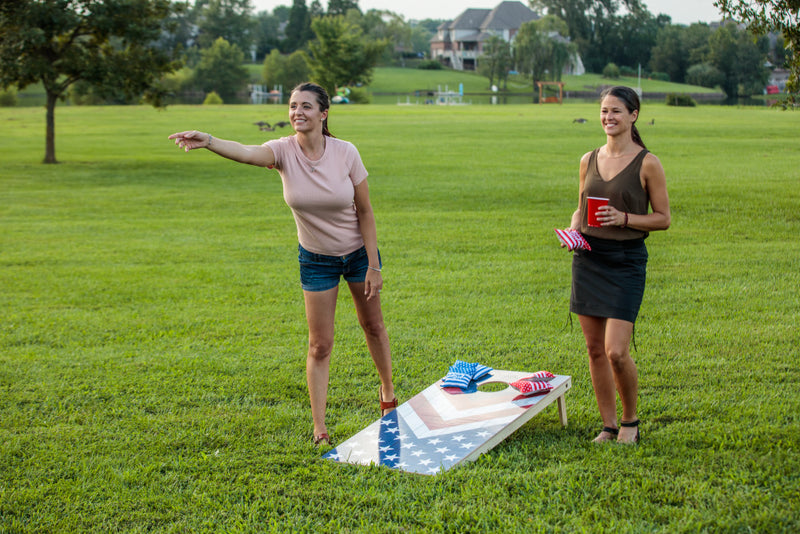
[1,102,799,532]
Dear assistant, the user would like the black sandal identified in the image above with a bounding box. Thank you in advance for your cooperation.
[619,420,640,444]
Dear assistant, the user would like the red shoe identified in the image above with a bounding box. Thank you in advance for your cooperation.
[379,386,398,416]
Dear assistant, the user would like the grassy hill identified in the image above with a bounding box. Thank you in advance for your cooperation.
[366,67,723,97]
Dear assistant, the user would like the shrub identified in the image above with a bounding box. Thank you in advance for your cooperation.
[602,62,620,79]
[620,65,638,77]
[417,60,443,70]
[0,87,17,107]
[161,66,196,94]
[650,71,670,82]
[345,87,371,104]
[203,91,224,105]
[665,93,696,107]
[69,80,108,105]
[686,62,725,89]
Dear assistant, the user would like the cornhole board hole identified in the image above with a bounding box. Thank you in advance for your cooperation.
[322,370,571,475]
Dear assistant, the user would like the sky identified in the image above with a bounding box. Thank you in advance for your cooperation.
[250,0,723,26]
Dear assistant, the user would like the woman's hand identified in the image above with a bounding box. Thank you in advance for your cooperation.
[598,205,627,227]
[364,268,383,301]
[168,130,211,152]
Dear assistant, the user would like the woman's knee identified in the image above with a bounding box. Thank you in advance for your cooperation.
[585,340,606,361]
[359,316,386,340]
[308,338,334,361]
[605,346,631,368]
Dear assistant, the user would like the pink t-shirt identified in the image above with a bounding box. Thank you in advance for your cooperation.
[266,135,368,256]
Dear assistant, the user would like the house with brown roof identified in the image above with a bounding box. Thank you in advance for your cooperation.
[430,0,584,75]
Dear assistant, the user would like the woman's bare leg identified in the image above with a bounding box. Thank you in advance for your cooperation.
[348,282,395,411]
[303,287,339,438]
[579,315,618,441]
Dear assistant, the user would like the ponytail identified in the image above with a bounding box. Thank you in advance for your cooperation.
[631,124,646,150]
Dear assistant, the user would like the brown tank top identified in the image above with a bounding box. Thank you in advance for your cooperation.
[580,148,649,240]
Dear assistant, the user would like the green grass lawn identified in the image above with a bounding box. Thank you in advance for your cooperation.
[1,102,799,532]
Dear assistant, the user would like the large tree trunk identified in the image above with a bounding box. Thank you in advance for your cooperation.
[44,91,57,164]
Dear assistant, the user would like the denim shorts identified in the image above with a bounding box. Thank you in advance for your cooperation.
[298,244,381,292]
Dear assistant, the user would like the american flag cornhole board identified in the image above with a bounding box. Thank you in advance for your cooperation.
[322,370,571,475]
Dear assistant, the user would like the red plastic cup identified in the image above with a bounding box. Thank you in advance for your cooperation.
[587,197,609,227]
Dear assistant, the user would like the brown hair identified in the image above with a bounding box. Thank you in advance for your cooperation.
[291,82,335,138]
[600,86,646,150]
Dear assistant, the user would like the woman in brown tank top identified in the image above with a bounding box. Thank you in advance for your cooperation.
[566,86,671,444]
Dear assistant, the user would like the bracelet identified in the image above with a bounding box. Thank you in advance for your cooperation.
[207,134,213,148]
[622,212,629,228]
[368,266,381,273]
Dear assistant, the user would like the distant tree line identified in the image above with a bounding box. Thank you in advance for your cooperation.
[1,0,796,163]
[158,0,438,101]
[490,0,791,99]
[163,0,792,102]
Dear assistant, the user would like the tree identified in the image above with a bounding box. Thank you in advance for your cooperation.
[285,0,313,52]
[513,17,577,98]
[274,5,291,21]
[685,23,715,65]
[607,10,670,72]
[196,0,256,56]
[514,21,550,100]
[358,10,414,64]
[650,23,714,84]
[650,25,690,82]
[709,23,770,96]
[306,15,387,97]
[327,0,360,16]
[479,35,513,88]
[253,10,283,60]
[309,0,325,19]
[547,34,578,81]
[410,22,437,56]
[530,0,646,72]
[195,37,249,101]
[714,0,800,103]
[156,1,199,55]
[285,51,312,88]
[0,0,181,163]
[529,15,578,81]
[263,49,310,90]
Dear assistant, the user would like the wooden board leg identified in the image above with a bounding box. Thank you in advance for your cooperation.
[557,395,568,427]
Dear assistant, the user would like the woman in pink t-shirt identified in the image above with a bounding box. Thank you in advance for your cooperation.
[169,83,396,446]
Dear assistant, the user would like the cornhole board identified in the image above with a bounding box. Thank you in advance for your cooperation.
[322,370,571,475]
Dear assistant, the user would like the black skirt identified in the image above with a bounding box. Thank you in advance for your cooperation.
[570,235,648,323]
